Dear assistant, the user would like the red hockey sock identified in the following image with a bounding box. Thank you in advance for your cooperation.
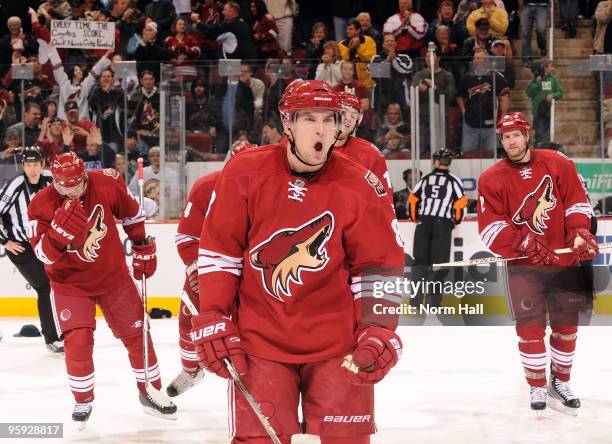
[232,436,292,444]
[550,327,577,382]
[516,326,547,387]
[121,334,162,392]
[179,336,199,373]
[64,328,95,403]
[320,436,370,444]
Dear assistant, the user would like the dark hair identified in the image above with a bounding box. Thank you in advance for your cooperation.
[24,101,41,113]
[250,0,268,21]
[264,118,282,133]
[347,18,361,30]
[140,69,155,79]
[67,64,87,82]
[170,16,187,35]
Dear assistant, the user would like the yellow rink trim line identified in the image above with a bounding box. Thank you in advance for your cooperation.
[0,297,182,317]
[2,295,612,317]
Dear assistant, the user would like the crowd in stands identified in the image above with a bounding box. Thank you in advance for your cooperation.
[0,0,606,184]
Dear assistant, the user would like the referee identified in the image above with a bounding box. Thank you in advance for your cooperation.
[408,149,467,308]
[0,146,63,356]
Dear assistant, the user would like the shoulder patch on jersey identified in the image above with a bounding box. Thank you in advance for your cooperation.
[364,170,387,197]
[103,168,120,179]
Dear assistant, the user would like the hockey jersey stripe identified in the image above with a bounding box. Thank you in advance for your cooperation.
[122,213,146,226]
[175,233,198,245]
[199,248,242,263]
[480,221,509,248]
[35,237,55,265]
[565,203,593,217]
[198,249,243,276]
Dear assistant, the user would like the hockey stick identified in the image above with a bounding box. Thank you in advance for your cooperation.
[136,157,174,408]
[433,241,612,271]
[179,291,282,444]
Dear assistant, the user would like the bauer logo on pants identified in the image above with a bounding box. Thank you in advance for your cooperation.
[249,212,334,302]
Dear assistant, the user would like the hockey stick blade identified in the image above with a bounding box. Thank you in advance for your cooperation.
[179,292,281,444]
[433,241,612,271]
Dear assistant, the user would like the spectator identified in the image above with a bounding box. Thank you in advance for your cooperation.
[527,60,563,144]
[212,74,255,151]
[144,0,177,42]
[129,146,161,197]
[89,68,125,150]
[111,54,139,98]
[315,41,343,87]
[263,0,295,55]
[125,130,150,180]
[370,33,413,117]
[456,49,510,157]
[190,0,223,60]
[428,1,468,46]
[36,117,66,164]
[0,16,27,77]
[263,58,295,122]
[521,0,549,67]
[304,22,329,79]
[394,168,422,219]
[187,79,218,139]
[240,63,265,118]
[165,17,201,81]
[594,1,612,55]
[134,21,170,80]
[333,60,369,110]
[466,0,508,37]
[4,55,54,115]
[434,26,461,81]
[461,17,496,59]
[77,126,115,170]
[261,118,283,144]
[559,0,579,38]
[250,1,281,59]
[48,46,111,120]
[490,39,514,89]
[113,153,126,175]
[411,48,456,155]
[130,70,161,147]
[357,12,382,52]
[43,99,58,120]
[63,100,96,154]
[0,128,22,165]
[87,9,122,61]
[383,0,428,59]
[196,1,257,60]
[0,89,18,131]
[9,101,41,147]
[374,102,410,149]
[338,18,377,90]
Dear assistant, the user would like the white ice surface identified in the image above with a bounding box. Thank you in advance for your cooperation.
[1,319,611,444]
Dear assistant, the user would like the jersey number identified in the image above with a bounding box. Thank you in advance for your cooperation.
[184,202,193,218]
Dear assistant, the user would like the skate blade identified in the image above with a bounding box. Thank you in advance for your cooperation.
[142,405,177,421]
[47,351,65,359]
[547,397,579,417]
[74,420,88,431]
[534,409,545,419]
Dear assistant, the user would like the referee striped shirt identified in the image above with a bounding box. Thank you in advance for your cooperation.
[408,168,467,222]
[0,171,53,245]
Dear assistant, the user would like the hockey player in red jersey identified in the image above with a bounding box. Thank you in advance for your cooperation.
[477,112,598,414]
[27,152,177,424]
[189,80,405,443]
[167,170,219,396]
[335,92,393,200]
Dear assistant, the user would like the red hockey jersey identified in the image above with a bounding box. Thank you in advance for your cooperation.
[336,136,393,203]
[176,171,220,266]
[198,144,405,363]
[477,149,592,266]
[28,169,146,296]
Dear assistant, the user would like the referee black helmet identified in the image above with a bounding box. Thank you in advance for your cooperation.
[432,148,453,166]
[22,146,45,163]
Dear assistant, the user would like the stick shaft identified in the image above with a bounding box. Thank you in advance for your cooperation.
[433,242,612,269]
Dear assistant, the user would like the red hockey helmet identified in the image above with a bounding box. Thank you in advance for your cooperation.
[51,152,86,187]
[496,112,530,136]
[278,80,342,119]
[338,91,363,126]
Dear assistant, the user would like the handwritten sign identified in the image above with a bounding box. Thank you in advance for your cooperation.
[50,20,115,49]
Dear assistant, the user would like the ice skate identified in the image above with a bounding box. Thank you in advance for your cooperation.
[530,386,547,416]
[139,392,177,420]
[72,402,92,430]
[46,340,65,358]
[548,376,580,416]
[166,368,205,397]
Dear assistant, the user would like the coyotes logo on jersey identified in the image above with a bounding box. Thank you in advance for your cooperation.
[249,212,334,302]
[512,175,557,235]
[68,204,108,262]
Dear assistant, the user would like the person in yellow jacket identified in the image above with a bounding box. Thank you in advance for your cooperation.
[466,0,509,37]
[338,19,377,90]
